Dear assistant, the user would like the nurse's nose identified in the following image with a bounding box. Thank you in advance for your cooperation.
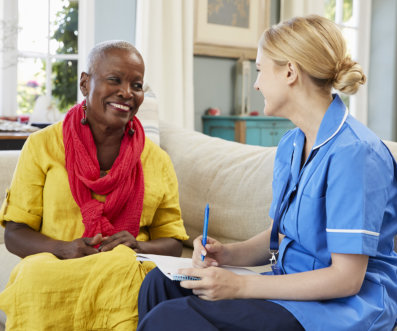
[253,79,260,91]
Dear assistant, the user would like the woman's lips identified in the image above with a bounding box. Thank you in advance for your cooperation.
[109,102,131,112]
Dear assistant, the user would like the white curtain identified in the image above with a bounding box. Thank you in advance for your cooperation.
[77,0,95,102]
[135,0,194,130]
[280,0,324,21]
[0,0,18,116]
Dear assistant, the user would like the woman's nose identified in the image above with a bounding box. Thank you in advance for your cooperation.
[119,84,133,98]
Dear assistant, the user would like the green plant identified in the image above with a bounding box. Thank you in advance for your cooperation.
[17,79,43,114]
[51,0,78,112]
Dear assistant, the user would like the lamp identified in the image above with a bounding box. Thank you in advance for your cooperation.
[234,57,251,116]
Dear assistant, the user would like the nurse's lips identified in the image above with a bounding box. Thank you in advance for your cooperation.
[108,102,131,112]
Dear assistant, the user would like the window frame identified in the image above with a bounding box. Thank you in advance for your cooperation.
[0,0,18,116]
[0,0,94,116]
[330,0,371,125]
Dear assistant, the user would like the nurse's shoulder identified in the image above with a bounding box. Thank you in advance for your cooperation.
[336,114,393,168]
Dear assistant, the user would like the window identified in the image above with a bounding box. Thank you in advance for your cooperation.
[0,0,79,118]
[324,0,371,124]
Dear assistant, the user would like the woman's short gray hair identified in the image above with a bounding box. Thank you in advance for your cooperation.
[86,40,140,73]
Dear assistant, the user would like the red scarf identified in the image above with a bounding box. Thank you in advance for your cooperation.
[62,101,145,238]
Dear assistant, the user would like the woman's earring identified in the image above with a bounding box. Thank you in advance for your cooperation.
[81,100,88,125]
[128,120,135,136]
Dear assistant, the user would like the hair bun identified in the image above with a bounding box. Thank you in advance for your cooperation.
[333,57,366,95]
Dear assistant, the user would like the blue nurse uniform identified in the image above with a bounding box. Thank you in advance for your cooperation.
[138,94,397,331]
[269,94,397,330]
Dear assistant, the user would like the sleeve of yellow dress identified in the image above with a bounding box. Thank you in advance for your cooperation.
[148,152,189,241]
[0,134,44,230]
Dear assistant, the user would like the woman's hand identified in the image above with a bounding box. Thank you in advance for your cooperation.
[58,233,103,259]
[192,235,228,268]
[97,230,140,252]
[4,221,104,260]
[97,232,183,257]
[179,267,245,301]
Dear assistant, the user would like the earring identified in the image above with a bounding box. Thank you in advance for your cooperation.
[128,120,135,136]
[81,100,88,125]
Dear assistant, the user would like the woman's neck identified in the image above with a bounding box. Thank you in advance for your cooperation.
[88,123,125,171]
[89,122,124,146]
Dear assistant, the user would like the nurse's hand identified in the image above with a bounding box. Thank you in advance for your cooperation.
[192,235,228,268]
[179,267,245,301]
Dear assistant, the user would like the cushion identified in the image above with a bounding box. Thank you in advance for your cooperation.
[159,121,276,248]
[0,243,20,326]
[0,151,20,245]
[136,85,160,146]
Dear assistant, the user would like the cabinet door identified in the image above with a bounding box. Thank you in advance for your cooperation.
[271,121,295,145]
[245,126,273,146]
[245,120,294,146]
[203,119,235,142]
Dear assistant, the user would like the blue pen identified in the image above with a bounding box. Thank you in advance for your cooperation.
[201,204,210,261]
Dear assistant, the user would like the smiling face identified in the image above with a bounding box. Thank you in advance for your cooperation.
[254,48,290,117]
[80,48,145,132]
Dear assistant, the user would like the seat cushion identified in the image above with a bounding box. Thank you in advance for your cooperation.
[0,244,20,326]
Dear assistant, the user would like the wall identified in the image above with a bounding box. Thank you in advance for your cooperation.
[94,0,136,45]
[193,57,266,131]
[90,0,397,139]
[193,0,280,132]
[367,0,397,141]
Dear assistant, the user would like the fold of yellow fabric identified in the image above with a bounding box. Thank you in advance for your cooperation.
[0,245,155,331]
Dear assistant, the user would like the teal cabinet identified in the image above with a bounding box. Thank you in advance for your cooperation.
[202,115,295,147]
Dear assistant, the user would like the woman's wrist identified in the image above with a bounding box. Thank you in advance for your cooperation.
[52,239,70,259]
[132,240,144,253]
[134,238,182,256]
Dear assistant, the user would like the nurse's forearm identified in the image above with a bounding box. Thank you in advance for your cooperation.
[225,229,272,266]
[224,221,284,267]
[237,253,369,301]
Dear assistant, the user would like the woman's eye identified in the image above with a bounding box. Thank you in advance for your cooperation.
[132,83,143,90]
[108,77,120,83]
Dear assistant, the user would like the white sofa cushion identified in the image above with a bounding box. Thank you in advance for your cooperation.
[159,121,276,248]
[0,151,20,245]
[136,85,160,146]
[0,244,20,327]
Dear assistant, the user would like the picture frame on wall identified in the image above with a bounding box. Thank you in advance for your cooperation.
[194,0,271,60]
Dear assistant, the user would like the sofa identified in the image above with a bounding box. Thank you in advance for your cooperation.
[1,121,397,330]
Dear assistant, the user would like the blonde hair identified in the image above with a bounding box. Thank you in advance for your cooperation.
[259,15,366,95]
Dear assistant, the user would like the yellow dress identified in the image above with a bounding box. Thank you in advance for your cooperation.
[0,122,188,330]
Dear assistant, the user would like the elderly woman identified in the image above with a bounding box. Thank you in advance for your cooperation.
[137,15,397,331]
[0,40,188,330]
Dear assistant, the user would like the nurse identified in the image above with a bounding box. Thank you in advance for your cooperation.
[137,15,397,331]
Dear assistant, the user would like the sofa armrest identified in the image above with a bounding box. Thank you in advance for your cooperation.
[0,150,20,245]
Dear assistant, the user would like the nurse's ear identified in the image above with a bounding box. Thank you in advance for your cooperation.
[285,61,299,86]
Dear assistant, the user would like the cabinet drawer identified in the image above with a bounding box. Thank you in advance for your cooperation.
[202,116,294,147]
